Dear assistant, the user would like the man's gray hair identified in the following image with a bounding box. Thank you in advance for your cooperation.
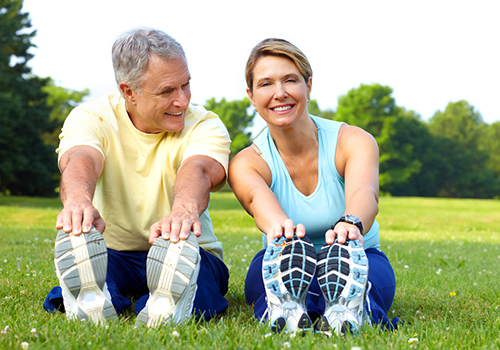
[112,27,186,96]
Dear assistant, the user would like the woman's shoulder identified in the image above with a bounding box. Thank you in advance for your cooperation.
[310,115,344,131]
[229,144,272,187]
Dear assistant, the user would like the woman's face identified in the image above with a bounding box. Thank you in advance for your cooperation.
[247,55,311,129]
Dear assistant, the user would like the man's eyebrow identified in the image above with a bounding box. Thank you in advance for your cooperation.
[157,77,191,94]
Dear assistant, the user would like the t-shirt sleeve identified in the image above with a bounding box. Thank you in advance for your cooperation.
[182,111,231,192]
[56,108,106,168]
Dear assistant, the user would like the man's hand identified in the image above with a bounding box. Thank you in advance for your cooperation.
[149,155,225,245]
[325,222,364,246]
[149,207,202,244]
[56,146,104,235]
[56,200,106,235]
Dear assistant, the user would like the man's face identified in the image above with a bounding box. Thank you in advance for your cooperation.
[127,54,192,133]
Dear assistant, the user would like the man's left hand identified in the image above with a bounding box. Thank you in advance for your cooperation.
[149,208,202,244]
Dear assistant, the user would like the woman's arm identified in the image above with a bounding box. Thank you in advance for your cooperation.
[228,146,305,244]
[327,125,380,245]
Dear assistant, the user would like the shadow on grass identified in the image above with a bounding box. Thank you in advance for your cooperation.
[0,196,62,209]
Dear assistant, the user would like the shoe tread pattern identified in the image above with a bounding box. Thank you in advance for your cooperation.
[262,235,316,333]
[54,229,116,322]
[137,234,200,327]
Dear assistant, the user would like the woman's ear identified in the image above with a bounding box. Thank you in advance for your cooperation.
[246,87,257,109]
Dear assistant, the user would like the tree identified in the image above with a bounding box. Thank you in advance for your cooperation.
[41,79,89,147]
[0,0,58,196]
[308,99,335,120]
[428,101,498,198]
[335,83,424,195]
[479,122,500,178]
[204,97,255,158]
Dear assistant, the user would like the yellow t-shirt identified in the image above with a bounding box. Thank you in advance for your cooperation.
[56,91,230,260]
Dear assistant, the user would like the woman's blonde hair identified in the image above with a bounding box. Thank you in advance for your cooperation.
[245,38,312,93]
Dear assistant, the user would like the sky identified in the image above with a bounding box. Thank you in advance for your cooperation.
[21,0,500,127]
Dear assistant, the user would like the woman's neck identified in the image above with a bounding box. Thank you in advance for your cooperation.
[268,115,318,158]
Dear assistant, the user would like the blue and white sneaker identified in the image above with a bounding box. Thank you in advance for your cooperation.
[136,234,200,327]
[261,234,317,333]
[54,228,117,324]
[316,239,369,336]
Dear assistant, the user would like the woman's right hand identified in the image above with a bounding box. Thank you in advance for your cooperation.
[266,218,306,245]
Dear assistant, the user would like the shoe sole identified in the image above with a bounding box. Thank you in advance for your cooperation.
[317,239,369,335]
[54,229,117,323]
[262,235,317,333]
[136,234,200,327]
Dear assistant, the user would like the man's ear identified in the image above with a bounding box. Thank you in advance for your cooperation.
[119,82,136,105]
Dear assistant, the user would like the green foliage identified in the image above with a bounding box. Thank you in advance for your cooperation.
[204,97,255,159]
[0,0,58,196]
[308,99,335,120]
[429,101,499,198]
[479,121,500,179]
[1,194,500,349]
[335,84,431,196]
[334,85,500,198]
[41,79,89,147]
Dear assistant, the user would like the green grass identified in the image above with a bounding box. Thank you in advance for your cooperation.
[1,193,499,349]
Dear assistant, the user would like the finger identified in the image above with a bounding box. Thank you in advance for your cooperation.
[192,220,202,237]
[284,219,294,239]
[149,222,161,245]
[179,219,193,240]
[56,211,64,230]
[325,228,336,245]
[169,219,182,243]
[94,218,106,234]
[62,210,73,233]
[357,233,365,246]
[71,209,83,235]
[348,226,359,241]
[82,207,95,233]
[273,223,283,239]
[295,224,306,238]
[335,225,348,244]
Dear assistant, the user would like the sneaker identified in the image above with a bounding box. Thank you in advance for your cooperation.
[54,228,117,324]
[261,234,317,333]
[316,239,369,336]
[135,233,200,327]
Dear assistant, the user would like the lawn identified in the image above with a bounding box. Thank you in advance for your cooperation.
[0,193,499,349]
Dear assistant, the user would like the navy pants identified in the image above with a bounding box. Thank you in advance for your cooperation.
[44,247,229,320]
[245,248,399,329]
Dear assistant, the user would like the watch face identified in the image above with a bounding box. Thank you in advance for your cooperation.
[345,215,359,224]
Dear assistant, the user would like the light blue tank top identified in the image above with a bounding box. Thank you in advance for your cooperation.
[254,115,380,252]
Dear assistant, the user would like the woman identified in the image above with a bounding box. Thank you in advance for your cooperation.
[228,38,398,335]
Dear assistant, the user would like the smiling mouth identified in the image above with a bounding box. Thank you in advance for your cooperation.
[271,105,293,112]
[165,111,183,116]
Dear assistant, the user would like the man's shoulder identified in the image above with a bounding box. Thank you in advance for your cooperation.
[185,104,215,121]
[183,104,227,133]
[74,91,123,117]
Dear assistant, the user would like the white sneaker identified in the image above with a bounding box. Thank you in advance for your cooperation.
[261,234,317,333]
[316,239,370,336]
[54,228,117,324]
[135,233,200,327]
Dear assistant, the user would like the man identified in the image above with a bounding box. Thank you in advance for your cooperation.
[43,27,231,327]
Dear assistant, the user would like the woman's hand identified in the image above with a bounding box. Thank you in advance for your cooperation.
[325,222,364,246]
[266,219,306,245]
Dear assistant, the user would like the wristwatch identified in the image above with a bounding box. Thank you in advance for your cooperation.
[334,215,364,236]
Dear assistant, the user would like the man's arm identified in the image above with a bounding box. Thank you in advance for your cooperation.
[56,145,105,235]
[149,155,225,244]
